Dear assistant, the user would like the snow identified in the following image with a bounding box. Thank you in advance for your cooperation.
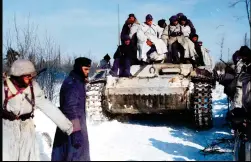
[33,82,234,161]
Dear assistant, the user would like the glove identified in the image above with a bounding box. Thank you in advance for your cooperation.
[71,130,83,149]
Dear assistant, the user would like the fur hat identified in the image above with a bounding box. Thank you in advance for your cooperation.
[10,59,36,77]
[74,57,92,68]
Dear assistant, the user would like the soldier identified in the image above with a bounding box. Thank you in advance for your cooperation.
[52,57,92,161]
[2,59,74,161]
[110,35,136,77]
[98,54,111,69]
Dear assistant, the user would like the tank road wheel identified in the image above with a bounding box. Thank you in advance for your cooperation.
[86,82,110,123]
[191,80,213,129]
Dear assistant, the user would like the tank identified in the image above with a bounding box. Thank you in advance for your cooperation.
[86,63,215,129]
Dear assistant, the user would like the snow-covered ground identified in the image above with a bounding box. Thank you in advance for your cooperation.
[34,82,234,161]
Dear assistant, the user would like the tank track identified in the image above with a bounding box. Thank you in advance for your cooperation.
[86,82,109,123]
[191,77,213,129]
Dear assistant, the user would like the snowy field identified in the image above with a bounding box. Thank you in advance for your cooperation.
[34,82,234,161]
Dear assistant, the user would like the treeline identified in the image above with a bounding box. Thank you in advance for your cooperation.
[3,17,99,101]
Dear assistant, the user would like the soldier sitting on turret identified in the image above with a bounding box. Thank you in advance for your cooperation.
[136,14,164,63]
[177,13,196,37]
[190,34,213,68]
[145,37,167,63]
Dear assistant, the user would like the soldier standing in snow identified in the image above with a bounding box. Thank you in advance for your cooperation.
[51,57,92,161]
[2,59,74,161]
[225,46,251,130]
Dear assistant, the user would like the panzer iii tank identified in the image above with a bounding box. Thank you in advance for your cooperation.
[86,63,215,129]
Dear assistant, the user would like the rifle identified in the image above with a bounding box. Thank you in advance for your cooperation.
[220,59,236,75]
[220,59,231,67]
[35,68,47,77]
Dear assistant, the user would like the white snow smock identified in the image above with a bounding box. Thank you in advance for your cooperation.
[2,78,73,161]
[231,59,244,110]
[147,35,167,61]
[161,24,197,60]
[137,22,166,61]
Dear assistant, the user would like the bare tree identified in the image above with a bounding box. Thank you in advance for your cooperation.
[217,35,225,60]
[4,16,62,101]
[214,35,230,72]
[244,32,250,45]
[4,14,99,101]
[229,0,251,47]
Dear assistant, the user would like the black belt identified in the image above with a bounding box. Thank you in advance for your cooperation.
[1,109,34,121]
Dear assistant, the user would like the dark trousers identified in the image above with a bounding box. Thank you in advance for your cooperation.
[111,58,131,77]
[171,41,184,64]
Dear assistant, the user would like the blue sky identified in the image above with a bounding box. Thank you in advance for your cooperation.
[3,0,250,62]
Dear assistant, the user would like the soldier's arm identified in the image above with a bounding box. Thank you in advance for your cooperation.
[33,81,73,135]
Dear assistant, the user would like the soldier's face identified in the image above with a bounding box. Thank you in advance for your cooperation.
[22,75,32,85]
[192,37,198,42]
[146,19,153,26]
[124,39,130,45]
[82,66,90,77]
[128,16,135,23]
[173,21,178,25]
[181,20,186,25]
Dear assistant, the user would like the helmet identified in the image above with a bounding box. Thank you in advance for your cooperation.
[10,59,36,77]
[169,15,178,22]
[146,14,153,20]
[179,15,187,21]
[177,13,184,18]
